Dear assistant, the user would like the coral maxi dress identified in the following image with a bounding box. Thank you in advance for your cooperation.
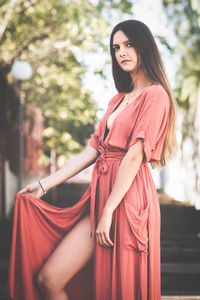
[9,83,170,300]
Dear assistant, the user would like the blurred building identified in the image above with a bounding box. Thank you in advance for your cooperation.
[0,75,48,218]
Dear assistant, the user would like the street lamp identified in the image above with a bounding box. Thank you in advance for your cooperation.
[11,61,32,190]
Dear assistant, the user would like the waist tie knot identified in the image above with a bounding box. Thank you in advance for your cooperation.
[90,146,126,237]
[97,156,109,174]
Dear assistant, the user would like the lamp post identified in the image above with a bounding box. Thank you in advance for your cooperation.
[11,61,32,190]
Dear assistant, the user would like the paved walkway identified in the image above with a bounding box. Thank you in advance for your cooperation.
[0,287,200,300]
[162,297,200,299]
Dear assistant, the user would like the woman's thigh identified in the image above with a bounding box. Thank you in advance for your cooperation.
[38,213,95,288]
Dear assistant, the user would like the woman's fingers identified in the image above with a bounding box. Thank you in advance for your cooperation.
[95,211,114,247]
[18,186,30,194]
[96,231,114,247]
[104,233,114,247]
[17,181,40,195]
[98,235,105,247]
[100,233,110,247]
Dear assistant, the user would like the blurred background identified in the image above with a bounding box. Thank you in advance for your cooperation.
[0,0,200,299]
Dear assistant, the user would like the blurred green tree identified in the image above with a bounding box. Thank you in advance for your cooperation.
[0,0,132,166]
[163,0,200,192]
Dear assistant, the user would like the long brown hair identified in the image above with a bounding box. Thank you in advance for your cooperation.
[110,19,177,169]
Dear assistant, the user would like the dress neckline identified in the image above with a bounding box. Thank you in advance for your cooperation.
[103,82,156,143]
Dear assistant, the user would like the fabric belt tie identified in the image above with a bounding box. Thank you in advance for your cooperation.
[90,145,126,237]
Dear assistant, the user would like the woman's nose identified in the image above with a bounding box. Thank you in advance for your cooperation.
[119,48,126,57]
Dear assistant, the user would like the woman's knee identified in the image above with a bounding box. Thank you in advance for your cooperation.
[37,268,58,293]
[36,214,93,294]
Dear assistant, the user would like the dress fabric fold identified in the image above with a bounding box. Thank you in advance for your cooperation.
[9,83,170,300]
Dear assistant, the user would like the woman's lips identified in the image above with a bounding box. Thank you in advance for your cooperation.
[121,60,131,63]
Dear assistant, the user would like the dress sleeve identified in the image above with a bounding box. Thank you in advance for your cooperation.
[89,124,100,150]
[128,86,170,163]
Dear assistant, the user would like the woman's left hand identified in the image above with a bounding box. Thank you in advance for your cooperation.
[95,208,114,248]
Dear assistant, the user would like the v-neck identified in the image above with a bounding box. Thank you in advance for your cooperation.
[103,83,155,143]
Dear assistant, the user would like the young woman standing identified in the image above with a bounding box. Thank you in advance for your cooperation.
[9,19,177,300]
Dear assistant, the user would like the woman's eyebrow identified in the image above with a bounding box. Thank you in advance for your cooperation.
[112,39,130,47]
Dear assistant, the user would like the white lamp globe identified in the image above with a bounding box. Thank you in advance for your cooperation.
[11,61,32,81]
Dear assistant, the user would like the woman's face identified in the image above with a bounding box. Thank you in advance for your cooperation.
[112,30,140,73]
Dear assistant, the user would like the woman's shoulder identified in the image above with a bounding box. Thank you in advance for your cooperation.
[145,83,169,98]
[144,83,170,108]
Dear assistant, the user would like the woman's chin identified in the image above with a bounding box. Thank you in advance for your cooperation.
[121,66,137,73]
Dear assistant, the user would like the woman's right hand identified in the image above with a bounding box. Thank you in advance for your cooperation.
[18,180,45,198]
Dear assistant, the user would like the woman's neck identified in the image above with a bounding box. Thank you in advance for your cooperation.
[129,68,151,92]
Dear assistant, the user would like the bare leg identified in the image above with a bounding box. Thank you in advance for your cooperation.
[37,214,95,300]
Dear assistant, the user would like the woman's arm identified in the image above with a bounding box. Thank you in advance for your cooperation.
[19,142,99,197]
[103,138,144,213]
[95,139,144,247]
[41,143,99,192]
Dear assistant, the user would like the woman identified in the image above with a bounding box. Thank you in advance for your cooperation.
[9,19,177,300]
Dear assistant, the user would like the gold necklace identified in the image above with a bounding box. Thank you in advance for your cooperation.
[124,82,152,107]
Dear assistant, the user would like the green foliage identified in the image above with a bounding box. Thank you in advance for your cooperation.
[163,0,200,142]
[0,0,133,165]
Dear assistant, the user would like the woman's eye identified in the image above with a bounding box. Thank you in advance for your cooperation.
[113,46,119,52]
[127,42,133,47]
